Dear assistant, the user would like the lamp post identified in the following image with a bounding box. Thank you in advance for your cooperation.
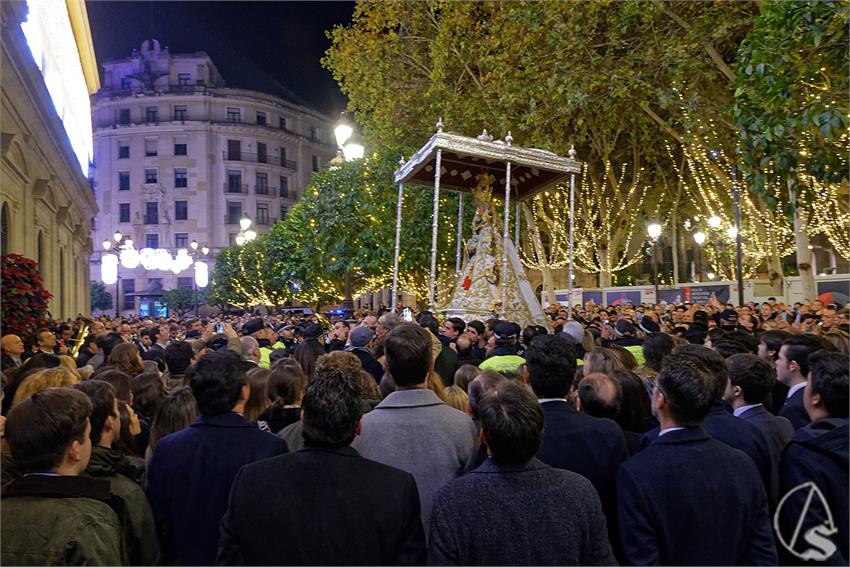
[333,112,366,314]
[189,240,210,316]
[647,223,662,299]
[693,231,706,282]
[235,213,257,246]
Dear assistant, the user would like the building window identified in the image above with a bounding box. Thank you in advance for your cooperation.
[227,202,242,224]
[147,277,162,288]
[175,200,188,220]
[279,147,287,166]
[310,126,319,140]
[175,233,189,248]
[119,171,130,190]
[174,169,188,188]
[229,233,237,246]
[120,77,132,90]
[226,107,241,123]
[174,106,187,121]
[279,116,288,130]
[280,205,288,220]
[122,279,135,311]
[177,277,193,289]
[256,172,268,195]
[280,176,289,198]
[145,234,159,248]
[145,169,158,183]
[144,202,159,225]
[119,203,130,223]
[177,73,191,86]
[174,142,187,155]
[145,139,157,156]
[118,144,129,159]
[312,155,320,172]
[257,142,267,164]
[257,202,270,225]
[256,111,267,126]
[146,107,158,124]
[118,108,130,124]
[226,170,242,193]
[227,139,241,161]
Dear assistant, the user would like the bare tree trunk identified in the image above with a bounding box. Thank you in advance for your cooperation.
[598,247,612,288]
[793,207,816,301]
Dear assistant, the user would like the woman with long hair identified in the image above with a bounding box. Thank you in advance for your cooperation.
[10,367,79,408]
[244,368,272,424]
[257,360,308,433]
[146,386,199,464]
[105,342,145,378]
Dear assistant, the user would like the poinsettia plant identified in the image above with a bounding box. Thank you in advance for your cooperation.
[1,254,52,340]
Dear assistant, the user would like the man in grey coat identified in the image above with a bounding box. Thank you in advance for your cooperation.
[428,381,616,566]
[352,323,478,532]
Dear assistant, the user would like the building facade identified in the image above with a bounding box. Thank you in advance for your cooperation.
[89,40,336,316]
[1,0,100,320]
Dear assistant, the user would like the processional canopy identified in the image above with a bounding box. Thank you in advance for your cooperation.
[394,128,581,201]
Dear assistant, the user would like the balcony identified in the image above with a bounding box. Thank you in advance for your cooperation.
[255,185,277,197]
[143,214,159,225]
[223,151,272,164]
[224,215,243,225]
[223,183,249,194]
[279,189,297,200]
[280,158,297,170]
[255,216,279,226]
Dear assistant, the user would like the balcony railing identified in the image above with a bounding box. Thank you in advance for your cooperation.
[224,215,242,225]
[143,215,159,225]
[223,183,249,194]
[280,158,297,170]
[255,185,277,197]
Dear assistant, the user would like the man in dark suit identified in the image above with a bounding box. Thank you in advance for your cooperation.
[217,356,426,565]
[524,334,627,558]
[776,334,823,429]
[618,355,777,565]
[429,381,615,566]
[776,351,848,565]
[0,334,25,372]
[147,350,288,565]
[724,353,794,507]
[641,344,774,496]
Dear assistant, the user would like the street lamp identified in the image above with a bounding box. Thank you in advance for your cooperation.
[188,240,209,315]
[334,112,354,149]
[693,231,706,282]
[235,214,256,245]
[708,215,722,229]
[647,223,662,299]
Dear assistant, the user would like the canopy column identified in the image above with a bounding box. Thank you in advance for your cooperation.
[500,160,512,317]
[429,148,442,311]
[391,172,405,310]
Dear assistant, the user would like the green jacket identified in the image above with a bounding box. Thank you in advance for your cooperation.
[479,354,526,375]
[85,446,161,565]
[259,341,287,368]
[1,475,125,566]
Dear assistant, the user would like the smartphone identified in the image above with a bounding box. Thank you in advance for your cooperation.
[215,323,223,334]
[402,307,413,322]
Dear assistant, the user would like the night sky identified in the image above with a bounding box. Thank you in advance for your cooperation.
[85,1,354,116]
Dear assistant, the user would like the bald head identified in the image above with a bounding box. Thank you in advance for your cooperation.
[2,334,25,357]
[577,372,621,420]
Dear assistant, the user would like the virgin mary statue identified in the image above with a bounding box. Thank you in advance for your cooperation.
[442,174,548,329]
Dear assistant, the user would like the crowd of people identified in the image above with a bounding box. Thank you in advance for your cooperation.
[0,295,847,565]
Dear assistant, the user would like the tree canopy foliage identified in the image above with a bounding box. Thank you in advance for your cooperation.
[90,281,113,312]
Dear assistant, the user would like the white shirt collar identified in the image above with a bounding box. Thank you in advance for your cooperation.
[733,403,762,417]
[787,382,806,398]
[537,398,568,404]
[658,426,686,437]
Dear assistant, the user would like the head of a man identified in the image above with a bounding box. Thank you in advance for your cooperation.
[36,328,56,351]
[523,334,576,399]
[577,373,622,420]
[479,381,544,465]
[804,351,849,421]
[360,315,378,331]
[2,334,25,357]
[455,334,473,355]
[758,330,790,362]
[670,344,728,404]
[653,355,715,427]
[441,317,466,341]
[73,380,120,448]
[776,334,823,387]
[190,350,249,416]
[724,353,776,407]
[333,320,350,341]
[301,357,362,448]
[165,341,195,375]
[239,336,260,363]
[383,323,432,387]
[467,370,508,419]
[6,387,92,475]
[376,312,401,338]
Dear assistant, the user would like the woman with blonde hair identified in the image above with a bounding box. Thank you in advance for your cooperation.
[443,385,469,413]
[106,342,145,378]
[56,355,82,381]
[11,367,79,407]
[583,347,625,377]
